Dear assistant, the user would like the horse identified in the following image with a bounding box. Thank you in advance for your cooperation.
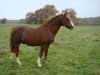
[9,12,75,67]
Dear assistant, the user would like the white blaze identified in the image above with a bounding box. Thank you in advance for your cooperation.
[70,21,75,27]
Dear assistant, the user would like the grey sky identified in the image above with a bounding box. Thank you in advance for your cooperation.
[0,0,100,19]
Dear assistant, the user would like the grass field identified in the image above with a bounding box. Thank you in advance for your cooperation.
[0,24,100,75]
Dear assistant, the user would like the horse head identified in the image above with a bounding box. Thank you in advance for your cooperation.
[61,12,75,30]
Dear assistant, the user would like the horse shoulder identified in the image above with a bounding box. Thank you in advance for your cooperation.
[41,28,55,44]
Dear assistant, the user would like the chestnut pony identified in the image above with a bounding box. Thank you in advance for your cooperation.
[10,12,75,67]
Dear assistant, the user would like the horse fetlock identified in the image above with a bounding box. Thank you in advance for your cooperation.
[37,60,40,64]
[37,61,42,67]
[37,57,42,67]
[17,60,21,65]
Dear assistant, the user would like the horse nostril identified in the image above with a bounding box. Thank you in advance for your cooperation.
[72,24,75,28]
[70,26,75,30]
[72,26,75,28]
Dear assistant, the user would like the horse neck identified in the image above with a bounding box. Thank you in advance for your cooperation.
[44,18,62,36]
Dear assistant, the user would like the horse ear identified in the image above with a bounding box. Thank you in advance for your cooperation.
[64,12,69,16]
[62,12,69,18]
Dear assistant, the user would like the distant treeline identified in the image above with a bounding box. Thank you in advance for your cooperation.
[0,19,26,24]
[4,16,100,25]
[7,19,26,24]
[79,16,100,25]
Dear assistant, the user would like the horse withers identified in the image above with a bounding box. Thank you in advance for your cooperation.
[9,12,75,67]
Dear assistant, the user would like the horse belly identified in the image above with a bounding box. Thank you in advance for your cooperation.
[21,34,41,46]
[27,39,41,46]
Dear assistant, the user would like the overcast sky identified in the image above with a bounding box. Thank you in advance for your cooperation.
[0,0,100,19]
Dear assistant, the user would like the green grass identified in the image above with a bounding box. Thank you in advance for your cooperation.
[0,24,100,75]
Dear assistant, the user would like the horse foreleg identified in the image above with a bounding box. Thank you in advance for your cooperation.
[16,57,21,65]
[37,45,48,67]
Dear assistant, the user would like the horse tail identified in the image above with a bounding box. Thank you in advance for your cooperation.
[10,29,15,53]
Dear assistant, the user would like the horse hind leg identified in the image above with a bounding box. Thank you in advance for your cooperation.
[10,36,16,60]
[10,42,21,65]
[10,40,15,60]
[10,31,21,65]
[15,44,21,65]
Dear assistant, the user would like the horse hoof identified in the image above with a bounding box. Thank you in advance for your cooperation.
[38,64,42,67]
[18,63,21,65]
[17,62,21,65]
